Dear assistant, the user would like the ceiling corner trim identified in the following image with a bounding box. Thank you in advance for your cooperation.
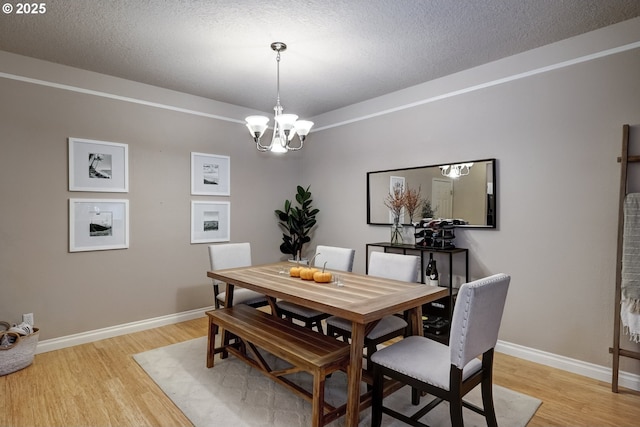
[313,40,640,133]
[0,71,244,124]
[2,39,639,131]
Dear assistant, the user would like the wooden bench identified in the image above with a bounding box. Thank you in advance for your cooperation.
[206,304,351,427]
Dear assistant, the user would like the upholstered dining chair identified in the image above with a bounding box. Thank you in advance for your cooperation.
[208,243,268,309]
[370,273,510,427]
[277,245,356,333]
[325,251,420,361]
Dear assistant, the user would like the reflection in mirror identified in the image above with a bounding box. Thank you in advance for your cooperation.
[367,158,496,228]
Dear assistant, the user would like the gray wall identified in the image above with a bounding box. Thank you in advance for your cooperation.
[301,19,640,373]
[0,52,301,339]
[1,18,640,378]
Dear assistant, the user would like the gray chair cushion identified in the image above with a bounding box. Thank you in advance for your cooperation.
[326,315,407,340]
[216,288,267,306]
[277,300,325,318]
[370,335,482,390]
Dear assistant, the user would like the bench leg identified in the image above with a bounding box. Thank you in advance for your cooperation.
[207,317,219,368]
[220,327,231,359]
[311,371,325,427]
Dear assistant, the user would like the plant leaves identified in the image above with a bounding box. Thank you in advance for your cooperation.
[276,185,319,256]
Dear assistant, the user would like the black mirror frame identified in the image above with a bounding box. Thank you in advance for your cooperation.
[366,158,497,229]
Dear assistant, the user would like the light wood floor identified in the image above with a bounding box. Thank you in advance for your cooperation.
[1,316,639,426]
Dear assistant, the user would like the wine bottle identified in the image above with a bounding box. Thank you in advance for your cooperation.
[425,253,434,283]
[429,259,439,286]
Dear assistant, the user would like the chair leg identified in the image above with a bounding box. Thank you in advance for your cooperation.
[213,284,221,309]
[326,324,336,338]
[366,342,378,360]
[450,368,464,427]
[411,387,420,405]
[327,324,346,340]
[481,350,498,427]
[482,378,498,427]
[371,364,384,427]
[449,398,464,427]
[300,318,325,334]
[365,342,378,391]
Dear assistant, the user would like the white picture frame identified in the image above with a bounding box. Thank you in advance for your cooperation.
[68,138,129,192]
[69,198,129,252]
[191,201,230,243]
[191,152,230,196]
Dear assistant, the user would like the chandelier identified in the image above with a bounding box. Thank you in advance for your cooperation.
[440,163,474,178]
[245,42,313,153]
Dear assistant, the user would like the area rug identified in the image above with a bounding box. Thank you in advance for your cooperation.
[134,337,541,427]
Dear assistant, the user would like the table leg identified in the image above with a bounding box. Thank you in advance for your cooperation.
[408,305,423,337]
[267,296,279,316]
[345,321,365,427]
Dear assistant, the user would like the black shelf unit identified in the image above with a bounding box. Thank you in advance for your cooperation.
[365,242,469,343]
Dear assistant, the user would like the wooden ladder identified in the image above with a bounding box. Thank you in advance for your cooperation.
[609,124,640,392]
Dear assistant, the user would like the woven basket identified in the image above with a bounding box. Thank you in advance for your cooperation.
[0,325,39,376]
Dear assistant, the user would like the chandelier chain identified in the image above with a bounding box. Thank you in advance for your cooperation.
[275,49,281,108]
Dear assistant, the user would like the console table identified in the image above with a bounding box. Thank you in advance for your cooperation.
[365,242,469,342]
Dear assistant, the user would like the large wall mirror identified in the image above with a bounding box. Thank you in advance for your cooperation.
[367,158,497,228]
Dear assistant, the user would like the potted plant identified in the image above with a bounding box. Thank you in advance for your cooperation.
[275,185,319,261]
[421,198,436,219]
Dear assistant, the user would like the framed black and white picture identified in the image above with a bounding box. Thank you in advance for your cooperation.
[69,198,129,252]
[69,138,129,192]
[191,152,230,196]
[191,201,230,243]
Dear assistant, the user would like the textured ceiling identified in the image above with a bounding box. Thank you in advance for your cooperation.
[1,0,639,118]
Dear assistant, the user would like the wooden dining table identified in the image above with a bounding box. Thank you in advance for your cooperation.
[207,261,448,427]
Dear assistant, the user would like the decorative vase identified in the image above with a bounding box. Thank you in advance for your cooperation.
[390,217,403,245]
[405,223,416,245]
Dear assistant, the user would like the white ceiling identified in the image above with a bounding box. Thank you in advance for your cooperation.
[1,0,639,118]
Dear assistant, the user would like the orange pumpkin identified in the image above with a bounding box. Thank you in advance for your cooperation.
[300,267,319,280]
[313,261,333,283]
[289,266,303,277]
[313,271,332,283]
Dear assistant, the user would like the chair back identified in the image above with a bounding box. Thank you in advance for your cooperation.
[368,251,420,282]
[449,273,510,369]
[208,242,252,286]
[314,245,355,272]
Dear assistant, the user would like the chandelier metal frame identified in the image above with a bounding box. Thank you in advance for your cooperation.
[245,42,313,153]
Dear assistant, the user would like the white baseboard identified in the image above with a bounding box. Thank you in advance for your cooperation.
[35,310,640,392]
[496,340,640,392]
[35,306,214,354]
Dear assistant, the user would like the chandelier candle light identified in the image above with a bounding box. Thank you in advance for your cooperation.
[440,162,473,178]
[245,42,314,153]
